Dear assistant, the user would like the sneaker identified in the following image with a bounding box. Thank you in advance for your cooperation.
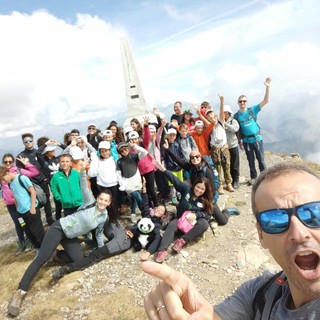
[8,290,26,317]
[131,214,138,224]
[172,238,186,253]
[217,186,224,195]
[247,178,256,186]
[52,266,68,280]
[171,196,178,205]
[155,250,168,263]
[24,239,34,252]
[226,184,235,192]
[15,242,25,256]
[233,182,239,189]
[223,208,240,216]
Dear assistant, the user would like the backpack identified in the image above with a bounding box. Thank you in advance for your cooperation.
[233,107,260,143]
[202,160,220,203]
[17,175,47,208]
[252,271,287,320]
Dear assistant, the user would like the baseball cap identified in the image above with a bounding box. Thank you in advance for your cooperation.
[87,123,96,128]
[148,125,156,132]
[128,131,139,140]
[167,128,177,135]
[205,108,214,115]
[42,144,57,154]
[117,142,129,151]
[69,146,84,160]
[102,130,113,136]
[195,120,204,127]
[98,141,111,150]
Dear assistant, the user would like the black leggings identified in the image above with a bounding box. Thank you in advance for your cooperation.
[142,171,158,207]
[18,221,83,291]
[67,227,131,272]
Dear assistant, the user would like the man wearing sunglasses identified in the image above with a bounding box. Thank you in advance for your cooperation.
[17,133,55,225]
[234,77,271,186]
[142,162,320,319]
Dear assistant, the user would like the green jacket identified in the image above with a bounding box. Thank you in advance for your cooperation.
[50,169,83,208]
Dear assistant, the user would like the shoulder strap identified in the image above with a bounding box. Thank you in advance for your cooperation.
[18,175,30,194]
[253,271,286,320]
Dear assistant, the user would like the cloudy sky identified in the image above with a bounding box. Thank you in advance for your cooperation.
[0,0,320,160]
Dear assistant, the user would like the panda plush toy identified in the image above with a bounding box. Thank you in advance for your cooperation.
[133,217,156,252]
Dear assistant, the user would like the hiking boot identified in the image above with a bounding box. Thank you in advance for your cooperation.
[217,186,224,195]
[172,238,186,253]
[155,250,168,263]
[15,242,25,256]
[226,184,235,192]
[131,214,138,224]
[52,266,68,280]
[24,239,34,252]
[8,290,26,317]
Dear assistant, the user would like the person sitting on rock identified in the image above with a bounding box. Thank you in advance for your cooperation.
[154,161,229,264]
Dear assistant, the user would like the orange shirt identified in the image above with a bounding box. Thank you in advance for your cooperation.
[191,123,214,156]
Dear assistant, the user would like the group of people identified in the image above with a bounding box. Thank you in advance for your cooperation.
[0,77,279,318]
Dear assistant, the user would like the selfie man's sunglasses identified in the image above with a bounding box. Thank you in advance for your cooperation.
[256,201,320,234]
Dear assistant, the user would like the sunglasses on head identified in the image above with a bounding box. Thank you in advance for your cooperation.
[4,160,13,164]
[23,139,33,144]
[190,155,201,160]
[256,201,320,234]
[238,100,247,103]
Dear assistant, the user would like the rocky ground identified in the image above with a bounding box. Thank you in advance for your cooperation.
[0,151,317,319]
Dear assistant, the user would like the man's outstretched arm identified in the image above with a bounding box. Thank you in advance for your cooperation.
[259,77,271,108]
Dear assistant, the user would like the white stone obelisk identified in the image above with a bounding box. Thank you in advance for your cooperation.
[120,37,149,119]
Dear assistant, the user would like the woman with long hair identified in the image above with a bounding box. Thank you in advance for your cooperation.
[154,161,227,263]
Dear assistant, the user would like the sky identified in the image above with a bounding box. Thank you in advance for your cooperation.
[0,0,320,160]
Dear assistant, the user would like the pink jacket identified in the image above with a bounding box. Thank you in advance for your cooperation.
[130,126,155,175]
[1,164,40,205]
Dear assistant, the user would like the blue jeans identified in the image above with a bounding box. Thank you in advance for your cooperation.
[243,140,266,179]
[130,190,142,214]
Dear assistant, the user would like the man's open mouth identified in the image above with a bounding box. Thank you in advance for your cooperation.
[295,251,319,271]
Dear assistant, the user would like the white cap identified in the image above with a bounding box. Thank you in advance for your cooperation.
[195,120,204,127]
[42,144,57,154]
[148,125,156,132]
[98,141,111,149]
[87,123,96,128]
[128,131,139,140]
[102,130,113,136]
[167,128,177,135]
[69,146,84,160]
[223,105,233,114]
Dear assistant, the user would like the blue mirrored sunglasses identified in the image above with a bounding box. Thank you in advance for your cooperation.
[257,201,320,234]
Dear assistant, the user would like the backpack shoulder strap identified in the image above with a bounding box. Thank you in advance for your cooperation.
[18,175,30,194]
[253,271,286,320]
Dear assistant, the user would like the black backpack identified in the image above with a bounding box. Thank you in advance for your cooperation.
[252,271,287,320]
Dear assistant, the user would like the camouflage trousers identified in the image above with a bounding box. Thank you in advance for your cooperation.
[210,145,232,185]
